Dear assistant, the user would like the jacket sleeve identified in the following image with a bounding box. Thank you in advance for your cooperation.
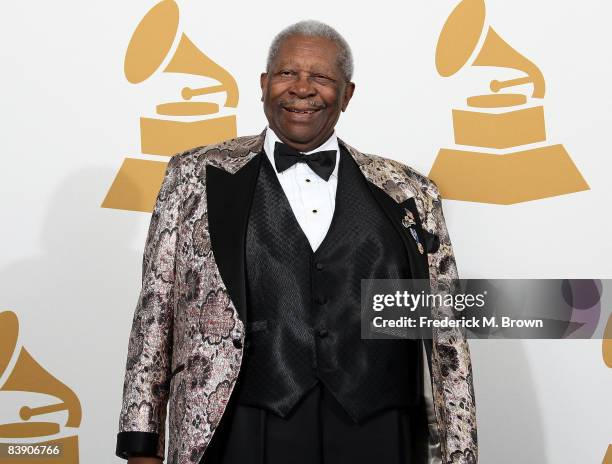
[423,180,478,464]
[115,154,184,460]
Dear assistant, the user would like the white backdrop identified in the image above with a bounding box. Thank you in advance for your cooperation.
[1,1,611,463]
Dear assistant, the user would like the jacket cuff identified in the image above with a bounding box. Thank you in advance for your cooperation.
[116,431,163,460]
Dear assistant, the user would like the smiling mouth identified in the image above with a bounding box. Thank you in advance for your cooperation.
[283,107,322,114]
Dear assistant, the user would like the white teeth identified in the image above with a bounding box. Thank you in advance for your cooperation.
[288,108,316,114]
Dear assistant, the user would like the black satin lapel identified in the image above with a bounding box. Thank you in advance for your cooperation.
[206,153,262,326]
[365,183,430,280]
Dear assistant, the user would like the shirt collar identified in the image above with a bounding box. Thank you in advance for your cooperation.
[263,125,340,179]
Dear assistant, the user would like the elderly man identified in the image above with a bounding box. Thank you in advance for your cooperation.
[116,20,477,464]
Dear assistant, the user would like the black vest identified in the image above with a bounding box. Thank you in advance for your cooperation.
[232,146,421,424]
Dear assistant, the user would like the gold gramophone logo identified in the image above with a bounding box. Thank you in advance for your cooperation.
[0,311,81,463]
[429,0,589,204]
[102,0,239,212]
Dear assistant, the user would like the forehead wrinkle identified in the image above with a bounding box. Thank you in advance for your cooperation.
[274,37,340,73]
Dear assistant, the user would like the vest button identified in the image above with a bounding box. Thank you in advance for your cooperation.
[315,262,324,270]
[316,328,329,338]
[232,338,243,349]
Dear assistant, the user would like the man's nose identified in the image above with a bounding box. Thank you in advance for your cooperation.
[289,73,317,98]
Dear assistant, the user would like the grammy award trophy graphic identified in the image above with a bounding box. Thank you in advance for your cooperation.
[0,311,82,463]
[101,0,239,212]
[429,0,589,204]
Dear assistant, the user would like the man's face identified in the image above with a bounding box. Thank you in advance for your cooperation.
[261,34,355,152]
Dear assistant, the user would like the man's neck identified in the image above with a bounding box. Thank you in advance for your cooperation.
[267,126,336,153]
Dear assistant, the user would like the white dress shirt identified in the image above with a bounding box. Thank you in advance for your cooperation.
[263,125,340,252]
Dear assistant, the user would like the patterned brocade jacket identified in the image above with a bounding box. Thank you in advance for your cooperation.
[115,128,478,464]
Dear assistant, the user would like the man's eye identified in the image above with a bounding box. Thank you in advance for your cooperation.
[312,75,333,84]
[279,70,295,76]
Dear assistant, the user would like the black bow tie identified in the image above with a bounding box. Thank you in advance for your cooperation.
[273,141,337,181]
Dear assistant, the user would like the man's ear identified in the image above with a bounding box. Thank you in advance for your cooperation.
[341,82,356,112]
[260,72,268,102]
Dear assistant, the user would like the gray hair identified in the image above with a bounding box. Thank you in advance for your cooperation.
[266,20,354,81]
